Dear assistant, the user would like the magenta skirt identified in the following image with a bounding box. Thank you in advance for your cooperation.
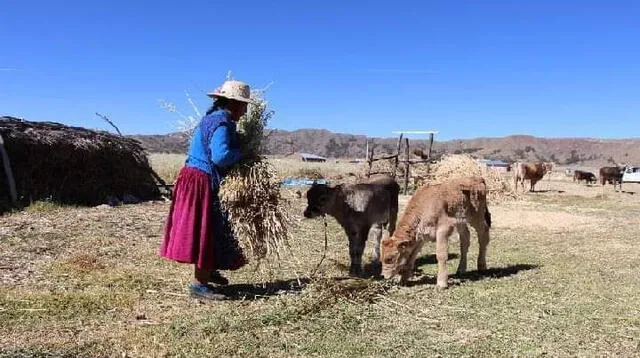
[159,166,245,270]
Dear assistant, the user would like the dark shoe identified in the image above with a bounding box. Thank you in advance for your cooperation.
[209,271,229,286]
[189,283,226,301]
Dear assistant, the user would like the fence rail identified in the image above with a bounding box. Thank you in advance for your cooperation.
[366,132,436,194]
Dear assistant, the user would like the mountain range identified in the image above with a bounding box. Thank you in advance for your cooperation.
[130,129,640,166]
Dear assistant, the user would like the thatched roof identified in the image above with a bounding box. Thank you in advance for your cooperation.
[0,116,160,210]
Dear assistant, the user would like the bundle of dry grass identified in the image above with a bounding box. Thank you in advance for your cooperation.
[219,89,293,260]
[219,161,293,259]
[428,154,520,201]
[0,116,160,211]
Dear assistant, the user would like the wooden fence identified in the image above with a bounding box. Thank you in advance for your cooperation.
[366,133,435,194]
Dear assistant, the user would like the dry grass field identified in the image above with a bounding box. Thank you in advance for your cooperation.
[2,156,640,357]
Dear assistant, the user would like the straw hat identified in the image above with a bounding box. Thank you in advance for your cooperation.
[207,80,252,103]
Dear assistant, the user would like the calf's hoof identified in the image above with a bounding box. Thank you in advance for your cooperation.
[436,276,448,290]
[348,265,363,277]
[364,261,382,278]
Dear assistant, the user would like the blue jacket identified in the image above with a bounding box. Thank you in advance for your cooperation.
[185,109,242,189]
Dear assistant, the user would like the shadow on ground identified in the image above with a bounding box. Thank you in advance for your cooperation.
[215,278,311,301]
[407,264,539,287]
[415,253,459,267]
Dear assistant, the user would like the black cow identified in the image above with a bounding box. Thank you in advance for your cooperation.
[573,170,597,184]
[599,166,625,191]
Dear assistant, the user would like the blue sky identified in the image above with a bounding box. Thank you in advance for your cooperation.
[1,1,639,140]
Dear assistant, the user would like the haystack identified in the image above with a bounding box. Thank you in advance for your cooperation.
[359,158,398,178]
[0,116,160,210]
[428,154,519,201]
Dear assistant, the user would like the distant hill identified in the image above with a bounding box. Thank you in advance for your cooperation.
[130,133,190,154]
[130,129,640,166]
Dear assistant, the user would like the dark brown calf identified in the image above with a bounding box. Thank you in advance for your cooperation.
[304,175,399,276]
[573,170,597,184]
[599,166,624,191]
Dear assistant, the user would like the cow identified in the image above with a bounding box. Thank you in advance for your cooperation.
[380,177,491,289]
[304,175,399,277]
[573,170,597,184]
[599,166,625,191]
[514,162,553,192]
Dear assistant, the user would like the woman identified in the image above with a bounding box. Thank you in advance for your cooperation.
[160,80,251,300]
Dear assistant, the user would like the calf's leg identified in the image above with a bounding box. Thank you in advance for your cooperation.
[476,225,490,271]
[435,225,454,289]
[367,223,384,275]
[369,223,383,264]
[455,224,470,274]
[348,228,367,277]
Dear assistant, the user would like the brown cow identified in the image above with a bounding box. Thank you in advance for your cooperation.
[599,166,625,191]
[381,177,491,289]
[573,170,597,184]
[514,162,553,192]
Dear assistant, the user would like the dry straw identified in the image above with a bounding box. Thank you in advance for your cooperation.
[0,116,160,209]
[219,86,294,260]
[428,154,520,201]
[219,161,293,259]
[307,278,393,304]
[359,159,398,178]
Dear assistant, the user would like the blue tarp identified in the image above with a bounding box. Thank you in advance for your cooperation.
[281,178,327,186]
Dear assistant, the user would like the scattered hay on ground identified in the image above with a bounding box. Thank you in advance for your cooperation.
[306,277,394,304]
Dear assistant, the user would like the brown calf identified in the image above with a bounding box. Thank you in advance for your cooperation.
[381,177,491,289]
[514,162,553,192]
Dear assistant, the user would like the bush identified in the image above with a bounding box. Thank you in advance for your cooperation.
[565,150,582,165]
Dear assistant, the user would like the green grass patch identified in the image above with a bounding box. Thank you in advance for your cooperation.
[25,199,74,213]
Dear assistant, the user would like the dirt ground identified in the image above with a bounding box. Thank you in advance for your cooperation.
[1,176,640,357]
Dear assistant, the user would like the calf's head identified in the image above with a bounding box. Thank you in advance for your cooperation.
[303,183,333,218]
[381,237,418,283]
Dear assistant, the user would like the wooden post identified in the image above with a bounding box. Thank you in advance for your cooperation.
[365,138,369,161]
[427,132,434,159]
[393,133,403,179]
[404,138,410,195]
[367,139,373,178]
[0,134,18,206]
